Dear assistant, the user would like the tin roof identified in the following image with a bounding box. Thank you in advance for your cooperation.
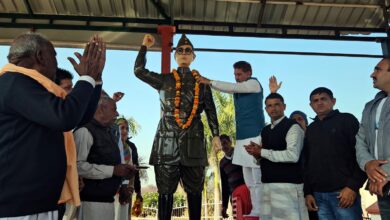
[0,0,389,49]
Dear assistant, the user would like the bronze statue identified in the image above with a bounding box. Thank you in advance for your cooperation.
[134,34,220,220]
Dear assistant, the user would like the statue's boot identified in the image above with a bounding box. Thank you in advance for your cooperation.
[187,193,202,220]
[158,194,173,220]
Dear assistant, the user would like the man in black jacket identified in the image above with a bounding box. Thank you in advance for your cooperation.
[0,33,104,218]
[304,87,367,219]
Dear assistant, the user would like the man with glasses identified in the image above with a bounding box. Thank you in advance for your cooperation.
[134,34,220,220]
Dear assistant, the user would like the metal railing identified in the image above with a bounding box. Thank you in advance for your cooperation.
[132,202,234,220]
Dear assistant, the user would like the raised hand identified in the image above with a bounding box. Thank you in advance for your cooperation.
[96,35,106,81]
[68,34,106,81]
[212,136,222,152]
[142,34,155,48]
[269,75,282,93]
[113,92,125,102]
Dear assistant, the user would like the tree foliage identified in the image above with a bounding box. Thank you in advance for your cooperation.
[201,90,236,216]
[127,116,141,137]
[143,192,159,207]
[142,191,186,208]
[202,91,236,146]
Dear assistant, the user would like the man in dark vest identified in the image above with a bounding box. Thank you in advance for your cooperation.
[134,34,220,220]
[245,93,308,220]
[75,95,137,220]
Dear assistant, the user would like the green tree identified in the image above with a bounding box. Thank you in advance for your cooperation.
[126,116,141,137]
[201,90,235,218]
[173,193,186,207]
[212,91,236,140]
[142,192,159,207]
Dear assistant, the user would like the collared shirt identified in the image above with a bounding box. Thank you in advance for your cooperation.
[261,116,305,163]
[210,78,261,94]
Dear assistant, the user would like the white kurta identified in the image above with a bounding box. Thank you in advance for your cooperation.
[0,211,57,220]
[211,78,262,167]
[74,127,117,220]
[232,135,262,167]
[115,129,133,220]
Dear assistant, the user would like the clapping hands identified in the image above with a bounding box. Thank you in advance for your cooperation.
[68,34,106,82]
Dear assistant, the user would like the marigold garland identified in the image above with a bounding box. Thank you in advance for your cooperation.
[172,69,200,129]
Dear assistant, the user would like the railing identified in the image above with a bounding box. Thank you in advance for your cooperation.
[133,202,374,220]
[132,202,234,220]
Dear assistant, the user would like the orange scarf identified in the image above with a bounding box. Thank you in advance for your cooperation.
[0,63,80,206]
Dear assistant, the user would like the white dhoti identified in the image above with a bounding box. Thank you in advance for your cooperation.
[78,201,114,220]
[232,135,262,217]
[232,135,261,167]
[114,194,132,220]
[0,211,58,220]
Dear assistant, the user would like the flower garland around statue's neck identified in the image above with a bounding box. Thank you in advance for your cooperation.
[172,68,200,129]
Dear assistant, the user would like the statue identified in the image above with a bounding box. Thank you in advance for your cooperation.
[134,33,220,220]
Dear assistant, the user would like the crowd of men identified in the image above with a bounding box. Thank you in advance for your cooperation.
[0,31,390,220]
[200,58,368,220]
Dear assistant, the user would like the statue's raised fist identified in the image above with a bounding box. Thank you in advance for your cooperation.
[142,34,155,48]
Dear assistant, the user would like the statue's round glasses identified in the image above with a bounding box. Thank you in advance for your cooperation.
[176,47,192,55]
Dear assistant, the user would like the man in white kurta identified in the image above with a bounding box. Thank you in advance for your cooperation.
[75,96,136,220]
[198,61,275,217]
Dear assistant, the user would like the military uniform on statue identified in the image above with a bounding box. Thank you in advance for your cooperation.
[134,34,220,220]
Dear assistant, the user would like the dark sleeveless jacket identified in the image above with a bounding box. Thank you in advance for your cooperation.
[234,77,265,139]
[80,120,122,202]
[261,117,303,184]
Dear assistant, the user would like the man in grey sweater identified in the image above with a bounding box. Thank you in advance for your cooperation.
[356,58,390,219]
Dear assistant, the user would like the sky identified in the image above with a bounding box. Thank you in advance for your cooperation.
[0,34,383,187]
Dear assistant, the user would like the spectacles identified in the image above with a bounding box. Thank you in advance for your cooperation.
[176,47,193,55]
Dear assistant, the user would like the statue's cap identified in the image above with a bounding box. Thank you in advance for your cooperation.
[176,33,193,49]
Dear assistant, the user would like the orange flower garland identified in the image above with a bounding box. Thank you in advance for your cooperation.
[172,69,200,129]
